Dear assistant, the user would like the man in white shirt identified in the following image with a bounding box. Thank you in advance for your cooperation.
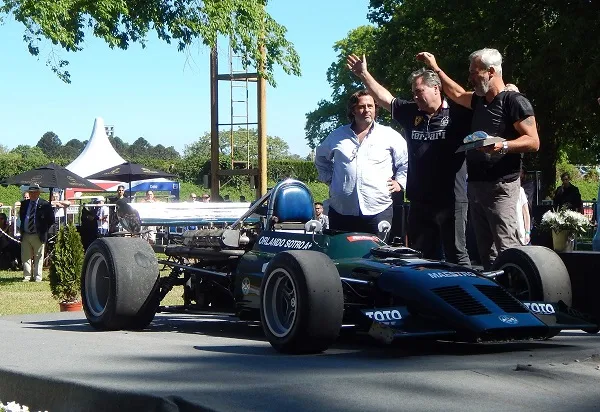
[95,197,110,236]
[315,90,408,240]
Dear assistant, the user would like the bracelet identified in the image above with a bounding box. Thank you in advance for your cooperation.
[525,231,531,234]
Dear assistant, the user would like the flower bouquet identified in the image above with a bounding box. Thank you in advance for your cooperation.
[0,401,41,412]
[539,208,592,252]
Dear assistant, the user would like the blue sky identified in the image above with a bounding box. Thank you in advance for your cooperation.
[0,2,371,158]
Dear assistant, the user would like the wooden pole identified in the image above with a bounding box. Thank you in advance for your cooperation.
[210,47,220,199]
[257,46,267,197]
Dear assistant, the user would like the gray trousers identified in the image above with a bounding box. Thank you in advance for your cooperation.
[468,179,521,270]
[454,201,471,266]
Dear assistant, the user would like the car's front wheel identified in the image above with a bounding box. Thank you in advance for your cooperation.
[260,250,343,354]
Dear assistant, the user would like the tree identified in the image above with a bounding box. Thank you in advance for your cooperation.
[58,138,85,159]
[129,137,152,158]
[2,0,300,85]
[184,128,291,162]
[36,131,62,157]
[108,136,130,158]
[151,144,180,161]
[306,0,600,196]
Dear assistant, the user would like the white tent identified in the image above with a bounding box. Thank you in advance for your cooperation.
[66,117,126,178]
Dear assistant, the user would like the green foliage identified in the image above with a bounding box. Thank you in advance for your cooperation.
[49,224,85,303]
[268,160,319,183]
[2,0,300,85]
[575,180,599,202]
[0,185,25,209]
[555,161,581,181]
[306,181,329,203]
[36,131,62,157]
[183,129,292,161]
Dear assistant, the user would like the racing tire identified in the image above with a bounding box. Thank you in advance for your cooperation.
[82,237,160,331]
[260,250,343,354]
[492,246,572,306]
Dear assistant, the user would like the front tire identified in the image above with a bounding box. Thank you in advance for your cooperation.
[492,246,572,306]
[260,250,343,354]
[82,237,160,330]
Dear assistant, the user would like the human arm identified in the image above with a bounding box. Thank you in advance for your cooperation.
[522,203,531,244]
[347,54,395,111]
[482,115,540,155]
[390,131,408,191]
[51,199,71,208]
[314,137,334,185]
[416,52,473,109]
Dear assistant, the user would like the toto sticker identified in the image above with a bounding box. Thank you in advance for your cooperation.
[498,315,519,325]
[523,302,556,315]
[361,307,406,326]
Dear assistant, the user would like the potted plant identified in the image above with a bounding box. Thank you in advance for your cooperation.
[539,208,592,252]
[49,224,85,311]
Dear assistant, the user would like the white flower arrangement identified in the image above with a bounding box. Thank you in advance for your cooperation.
[0,401,46,412]
[539,208,592,236]
[0,401,29,412]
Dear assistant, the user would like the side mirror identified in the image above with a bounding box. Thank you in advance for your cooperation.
[304,219,323,234]
[377,220,391,241]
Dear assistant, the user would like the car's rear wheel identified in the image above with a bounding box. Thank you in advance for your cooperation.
[260,250,343,354]
[492,246,572,306]
[82,237,160,330]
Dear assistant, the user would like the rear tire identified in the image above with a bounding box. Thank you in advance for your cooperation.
[82,237,160,330]
[492,246,572,306]
[260,250,343,354]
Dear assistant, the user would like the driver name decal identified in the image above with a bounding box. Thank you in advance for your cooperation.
[258,236,312,250]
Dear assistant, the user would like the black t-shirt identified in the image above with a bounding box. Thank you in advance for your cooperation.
[391,98,471,203]
[468,91,535,183]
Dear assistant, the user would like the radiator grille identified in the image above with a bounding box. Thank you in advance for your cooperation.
[432,286,491,316]
[475,285,529,313]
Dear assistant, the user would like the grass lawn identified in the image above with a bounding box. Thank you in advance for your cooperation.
[0,268,184,316]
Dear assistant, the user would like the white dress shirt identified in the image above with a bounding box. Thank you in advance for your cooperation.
[315,122,408,216]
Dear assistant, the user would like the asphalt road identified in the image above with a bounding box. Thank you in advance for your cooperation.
[1,312,600,412]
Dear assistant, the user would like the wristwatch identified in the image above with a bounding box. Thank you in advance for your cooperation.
[499,141,509,155]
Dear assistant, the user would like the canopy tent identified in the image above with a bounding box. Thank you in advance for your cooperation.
[64,117,179,200]
[66,117,126,178]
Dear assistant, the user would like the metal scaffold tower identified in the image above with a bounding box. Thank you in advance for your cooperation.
[210,41,267,199]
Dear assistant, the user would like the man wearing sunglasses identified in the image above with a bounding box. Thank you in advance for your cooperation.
[347,54,472,266]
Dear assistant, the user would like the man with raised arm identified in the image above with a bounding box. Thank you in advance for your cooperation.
[418,49,540,269]
[347,54,471,265]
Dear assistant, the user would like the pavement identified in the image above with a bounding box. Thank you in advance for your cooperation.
[1,311,600,412]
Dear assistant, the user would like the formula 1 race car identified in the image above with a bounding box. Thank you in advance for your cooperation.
[80,179,598,354]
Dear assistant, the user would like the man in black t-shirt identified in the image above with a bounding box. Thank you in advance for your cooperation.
[347,54,471,265]
[419,49,540,269]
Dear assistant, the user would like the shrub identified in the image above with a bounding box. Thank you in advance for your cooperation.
[49,224,85,303]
